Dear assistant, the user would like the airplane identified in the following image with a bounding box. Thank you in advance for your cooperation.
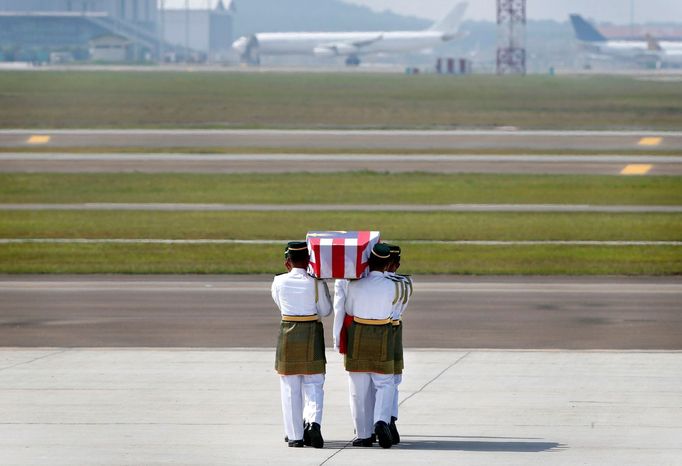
[232,2,468,66]
[570,14,682,68]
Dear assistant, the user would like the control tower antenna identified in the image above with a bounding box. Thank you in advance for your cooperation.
[496,0,527,75]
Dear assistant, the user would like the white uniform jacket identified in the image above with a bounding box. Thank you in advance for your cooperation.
[271,268,332,318]
[344,271,396,321]
[332,279,350,350]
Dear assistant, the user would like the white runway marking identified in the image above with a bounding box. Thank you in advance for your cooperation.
[1,153,681,163]
[0,280,679,295]
[0,239,680,246]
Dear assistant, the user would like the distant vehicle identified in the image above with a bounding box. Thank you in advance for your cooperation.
[233,2,468,66]
[570,14,682,68]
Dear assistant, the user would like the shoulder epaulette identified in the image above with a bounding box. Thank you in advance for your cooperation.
[392,280,401,305]
[397,274,413,298]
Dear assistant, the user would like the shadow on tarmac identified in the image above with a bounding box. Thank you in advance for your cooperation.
[396,437,564,452]
[320,437,564,452]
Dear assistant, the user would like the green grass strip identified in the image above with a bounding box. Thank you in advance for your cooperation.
[2,72,682,129]
[1,243,679,275]
[2,173,681,205]
[1,211,680,241]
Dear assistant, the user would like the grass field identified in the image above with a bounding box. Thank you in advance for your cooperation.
[2,70,680,275]
[1,211,680,274]
[2,173,681,205]
[1,211,680,241]
[1,243,679,275]
[2,71,682,130]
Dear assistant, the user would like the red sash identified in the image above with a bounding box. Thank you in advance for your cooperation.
[339,313,354,354]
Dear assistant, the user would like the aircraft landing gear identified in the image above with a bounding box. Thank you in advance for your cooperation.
[345,55,361,67]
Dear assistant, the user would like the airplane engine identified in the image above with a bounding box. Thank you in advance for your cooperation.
[313,43,359,57]
[232,35,260,65]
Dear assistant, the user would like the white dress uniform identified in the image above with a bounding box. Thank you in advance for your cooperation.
[385,271,412,421]
[333,278,375,438]
[344,271,396,440]
[332,278,350,351]
[271,268,332,443]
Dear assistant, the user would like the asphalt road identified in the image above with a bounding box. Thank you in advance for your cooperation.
[1,275,680,349]
[2,129,681,151]
[1,153,681,175]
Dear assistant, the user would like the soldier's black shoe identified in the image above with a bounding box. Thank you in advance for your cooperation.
[308,422,324,448]
[284,436,288,443]
[389,416,400,445]
[288,439,304,448]
[351,437,373,447]
[371,433,377,443]
[374,421,393,449]
[303,421,311,446]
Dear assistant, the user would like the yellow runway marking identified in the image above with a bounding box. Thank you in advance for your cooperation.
[621,164,653,175]
[27,135,51,144]
[638,137,662,146]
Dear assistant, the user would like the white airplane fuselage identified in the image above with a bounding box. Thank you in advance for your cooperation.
[232,2,468,64]
[571,14,682,67]
[583,41,682,65]
[253,31,447,56]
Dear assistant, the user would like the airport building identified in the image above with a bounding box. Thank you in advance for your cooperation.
[0,0,234,63]
[160,2,234,63]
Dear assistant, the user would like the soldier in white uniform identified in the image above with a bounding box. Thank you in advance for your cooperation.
[332,278,350,353]
[272,241,332,448]
[343,243,398,449]
[334,276,377,447]
[384,244,413,445]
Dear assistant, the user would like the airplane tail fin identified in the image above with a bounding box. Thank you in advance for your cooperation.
[429,2,468,34]
[570,14,607,42]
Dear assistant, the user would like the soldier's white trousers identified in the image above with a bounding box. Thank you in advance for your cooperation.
[348,372,394,439]
[280,374,325,441]
[365,373,401,425]
[392,373,402,419]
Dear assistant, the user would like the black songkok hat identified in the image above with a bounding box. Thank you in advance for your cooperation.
[285,241,309,261]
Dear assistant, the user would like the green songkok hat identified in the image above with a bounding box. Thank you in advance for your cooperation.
[371,243,392,260]
[386,243,401,258]
[285,241,309,261]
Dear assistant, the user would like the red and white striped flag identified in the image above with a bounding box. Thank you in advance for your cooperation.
[306,231,381,279]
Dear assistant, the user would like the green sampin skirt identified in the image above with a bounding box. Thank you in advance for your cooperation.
[275,321,326,375]
[344,321,395,374]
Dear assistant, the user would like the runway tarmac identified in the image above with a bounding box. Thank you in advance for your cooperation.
[2,348,680,465]
[1,348,680,465]
[2,129,681,151]
[1,153,681,175]
[1,276,680,349]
